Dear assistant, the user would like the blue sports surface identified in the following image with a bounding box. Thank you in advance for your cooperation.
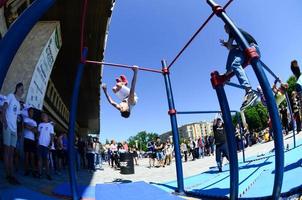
[154,142,302,199]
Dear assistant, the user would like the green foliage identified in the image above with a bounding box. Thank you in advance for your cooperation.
[286,76,297,98]
[232,112,241,127]
[127,131,158,152]
[244,102,269,131]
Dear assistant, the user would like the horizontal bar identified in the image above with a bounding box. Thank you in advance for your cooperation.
[260,60,280,82]
[176,110,237,115]
[167,0,234,69]
[225,82,259,94]
[86,60,163,74]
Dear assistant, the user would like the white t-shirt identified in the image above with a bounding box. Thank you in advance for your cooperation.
[38,122,54,147]
[5,94,20,133]
[23,117,37,141]
[115,85,138,104]
[0,94,7,106]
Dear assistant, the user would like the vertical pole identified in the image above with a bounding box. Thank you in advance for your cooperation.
[211,72,238,200]
[0,0,56,89]
[285,92,296,148]
[162,59,185,194]
[68,47,88,200]
[251,60,284,199]
[237,112,245,163]
[206,1,284,198]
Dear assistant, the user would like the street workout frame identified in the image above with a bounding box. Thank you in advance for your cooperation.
[0,0,290,200]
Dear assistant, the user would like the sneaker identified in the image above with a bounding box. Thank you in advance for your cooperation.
[241,91,258,110]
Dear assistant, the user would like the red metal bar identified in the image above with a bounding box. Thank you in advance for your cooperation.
[167,0,233,69]
[80,0,88,62]
[86,60,163,74]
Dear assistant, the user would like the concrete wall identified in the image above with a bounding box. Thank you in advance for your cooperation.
[1,21,60,99]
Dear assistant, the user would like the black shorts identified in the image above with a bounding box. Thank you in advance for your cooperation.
[57,149,64,159]
[24,138,37,153]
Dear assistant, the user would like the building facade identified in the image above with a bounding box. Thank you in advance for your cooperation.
[160,121,213,142]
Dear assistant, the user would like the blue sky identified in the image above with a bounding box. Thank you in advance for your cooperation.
[100,0,302,143]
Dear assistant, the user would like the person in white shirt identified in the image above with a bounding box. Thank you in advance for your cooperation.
[37,112,54,180]
[102,66,138,118]
[1,82,23,185]
[23,107,38,176]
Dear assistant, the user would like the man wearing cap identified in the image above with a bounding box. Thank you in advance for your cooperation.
[102,65,139,118]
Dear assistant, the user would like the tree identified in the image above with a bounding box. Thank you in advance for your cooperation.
[244,102,269,131]
[286,76,296,97]
[127,131,159,152]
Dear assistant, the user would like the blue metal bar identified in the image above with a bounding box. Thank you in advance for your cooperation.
[252,60,284,199]
[177,110,237,115]
[68,48,88,200]
[206,1,284,198]
[226,82,259,94]
[236,112,246,163]
[162,60,185,194]
[285,92,296,148]
[213,83,239,199]
[260,60,280,82]
[0,0,56,89]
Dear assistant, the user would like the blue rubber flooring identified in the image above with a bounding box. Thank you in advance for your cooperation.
[95,181,182,200]
[0,187,59,200]
[155,143,302,199]
[52,183,95,198]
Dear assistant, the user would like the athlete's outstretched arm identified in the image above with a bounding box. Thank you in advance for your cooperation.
[102,84,121,111]
[128,66,138,105]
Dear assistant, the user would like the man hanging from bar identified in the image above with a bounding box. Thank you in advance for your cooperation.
[102,65,139,118]
[220,24,259,110]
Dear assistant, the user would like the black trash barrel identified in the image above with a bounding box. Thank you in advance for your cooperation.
[120,152,134,174]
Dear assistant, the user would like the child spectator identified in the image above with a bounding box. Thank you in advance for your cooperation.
[37,112,54,180]
[23,107,38,176]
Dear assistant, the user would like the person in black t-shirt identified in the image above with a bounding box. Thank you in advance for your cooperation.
[279,105,289,135]
[213,118,229,172]
[220,24,259,110]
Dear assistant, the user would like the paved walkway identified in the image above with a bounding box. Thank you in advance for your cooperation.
[0,132,301,199]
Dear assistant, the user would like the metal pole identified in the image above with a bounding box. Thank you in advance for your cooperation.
[212,80,239,200]
[237,112,245,163]
[68,47,88,200]
[162,60,185,194]
[206,1,284,198]
[285,92,296,148]
[0,0,56,89]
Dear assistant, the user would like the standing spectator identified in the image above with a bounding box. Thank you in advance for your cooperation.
[154,137,164,167]
[208,135,215,156]
[109,140,118,168]
[280,105,289,135]
[2,82,24,184]
[146,140,155,168]
[213,118,229,172]
[290,60,302,101]
[204,136,210,156]
[244,124,251,147]
[23,107,38,176]
[86,137,95,172]
[37,112,54,180]
[61,133,68,168]
[122,141,129,152]
[180,141,188,162]
[292,91,301,133]
[131,147,139,166]
[0,94,7,161]
[164,139,173,166]
[78,137,86,169]
[197,137,204,158]
[189,138,196,161]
